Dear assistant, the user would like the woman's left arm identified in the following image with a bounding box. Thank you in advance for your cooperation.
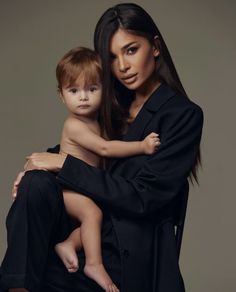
[55,104,203,217]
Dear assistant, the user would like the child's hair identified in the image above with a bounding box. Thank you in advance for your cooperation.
[56,47,102,92]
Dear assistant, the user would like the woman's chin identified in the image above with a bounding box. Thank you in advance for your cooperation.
[121,80,140,91]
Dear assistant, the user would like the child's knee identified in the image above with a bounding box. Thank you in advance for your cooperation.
[91,204,103,221]
[82,203,103,223]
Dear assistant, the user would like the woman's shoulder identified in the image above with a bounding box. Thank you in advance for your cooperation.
[146,83,202,116]
[157,87,204,128]
[166,89,203,116]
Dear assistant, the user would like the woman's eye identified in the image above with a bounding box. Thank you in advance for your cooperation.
[127,47,138,55]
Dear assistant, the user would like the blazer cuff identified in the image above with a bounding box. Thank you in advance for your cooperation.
[57,154,91,194]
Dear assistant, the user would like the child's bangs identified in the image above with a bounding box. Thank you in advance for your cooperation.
[63,61,101,88]
[77,62,101,87]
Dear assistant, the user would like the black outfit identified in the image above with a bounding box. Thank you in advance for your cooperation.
[0,84,203,292]
[0,171,121,292]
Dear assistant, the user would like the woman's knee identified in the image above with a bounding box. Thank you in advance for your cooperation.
[18,170,62,209]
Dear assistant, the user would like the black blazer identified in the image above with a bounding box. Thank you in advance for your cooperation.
[57,84,203,292]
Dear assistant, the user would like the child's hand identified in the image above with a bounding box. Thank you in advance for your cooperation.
[142,132,161,154]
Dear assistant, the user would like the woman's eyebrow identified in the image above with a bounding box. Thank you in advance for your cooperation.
[121,41,138,51]
[110,42,138,57]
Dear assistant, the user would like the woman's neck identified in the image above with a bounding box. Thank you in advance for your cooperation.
[135,77,162,103]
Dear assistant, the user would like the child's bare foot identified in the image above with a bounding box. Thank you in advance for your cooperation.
[55,240,79,273]
[84,263,119,292]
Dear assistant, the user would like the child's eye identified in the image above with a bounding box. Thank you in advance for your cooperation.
[89,86,98,92]
[69,88,78,94]
[127,46,138,55]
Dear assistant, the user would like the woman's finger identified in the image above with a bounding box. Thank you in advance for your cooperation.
[24,160,29,170]
[12,171,25,199]
[14,171,26,186]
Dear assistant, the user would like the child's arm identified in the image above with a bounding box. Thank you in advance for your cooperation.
[65,119,160,158]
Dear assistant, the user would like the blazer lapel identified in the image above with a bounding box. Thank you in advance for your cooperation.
[124,84,176,141]
[122,107,153,141]
[109,84,176,169]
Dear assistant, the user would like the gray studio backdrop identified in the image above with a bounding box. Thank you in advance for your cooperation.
[0,1,235,291]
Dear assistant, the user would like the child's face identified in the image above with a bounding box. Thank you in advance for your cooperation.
[60,78,102,119]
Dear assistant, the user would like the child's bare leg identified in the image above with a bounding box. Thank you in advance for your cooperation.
[60,191,119,292]
[55,226,82,272]
[78,195,119,292]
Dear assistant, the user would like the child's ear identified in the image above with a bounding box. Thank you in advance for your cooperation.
[58,89,65,103]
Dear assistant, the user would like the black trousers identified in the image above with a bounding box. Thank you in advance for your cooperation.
[0,170,121,292]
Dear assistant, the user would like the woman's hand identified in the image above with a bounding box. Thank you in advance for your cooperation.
[12,170,26,200]
[12,152,67,200]
[24,152,67,172]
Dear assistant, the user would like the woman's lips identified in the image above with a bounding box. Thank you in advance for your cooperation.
[121,73,138,84]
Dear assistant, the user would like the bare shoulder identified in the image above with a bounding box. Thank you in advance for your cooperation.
[63,117,89,137]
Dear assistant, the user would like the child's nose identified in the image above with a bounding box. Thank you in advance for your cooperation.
[79,91,89,101]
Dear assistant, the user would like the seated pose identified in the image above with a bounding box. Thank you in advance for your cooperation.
[0,3,203,292]
[54,47,160,292]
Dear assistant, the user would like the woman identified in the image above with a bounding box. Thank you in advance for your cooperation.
[0,3,203,292]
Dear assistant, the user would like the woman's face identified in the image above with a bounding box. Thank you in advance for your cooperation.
[110,29,159,92]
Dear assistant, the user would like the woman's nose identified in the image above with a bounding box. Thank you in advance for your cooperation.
[118,56,130,73]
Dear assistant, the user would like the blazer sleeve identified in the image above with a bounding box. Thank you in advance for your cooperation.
[57,104,203,217]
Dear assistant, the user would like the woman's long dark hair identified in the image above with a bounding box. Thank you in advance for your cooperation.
[94,3,201,183]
